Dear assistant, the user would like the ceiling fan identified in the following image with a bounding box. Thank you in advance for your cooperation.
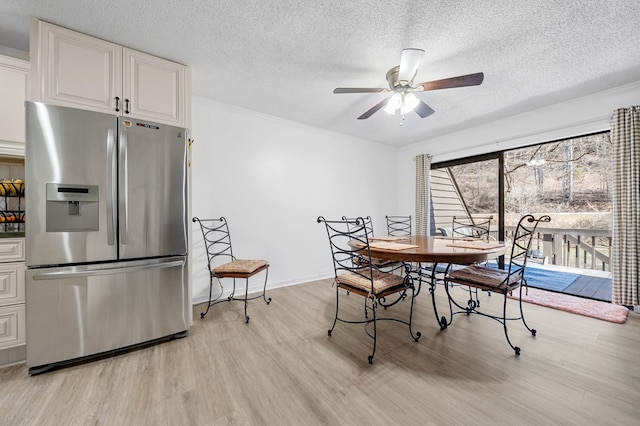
[333,48,484,120]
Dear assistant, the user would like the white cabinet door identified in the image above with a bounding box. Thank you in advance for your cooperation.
[0,262,26,306]
[0,304,25,350]
[0,244,25,352]
[35,21,122,114]
[0,55,29,144]
[123,48,186,126]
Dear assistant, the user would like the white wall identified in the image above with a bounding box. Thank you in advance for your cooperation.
[395,81,640,215]
[190,96,399,303]
[190,80,640,303]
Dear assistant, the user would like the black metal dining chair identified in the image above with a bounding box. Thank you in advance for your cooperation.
[449,215,495,304]
[438,214,551,355]
[342,215,407,318]
[192,217,272,323]
[318,216,421,364]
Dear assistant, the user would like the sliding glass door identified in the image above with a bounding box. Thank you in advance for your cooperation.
[430,131,612,301]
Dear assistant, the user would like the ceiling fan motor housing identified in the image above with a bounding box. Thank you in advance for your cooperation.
[386,65,411,93]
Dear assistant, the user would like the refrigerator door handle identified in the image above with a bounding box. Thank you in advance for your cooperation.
[106,128,117,246]
[31,259,185,280]
[118,126,128,245]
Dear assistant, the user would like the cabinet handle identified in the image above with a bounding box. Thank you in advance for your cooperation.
[115,97,120,112]
[125,99,130,114]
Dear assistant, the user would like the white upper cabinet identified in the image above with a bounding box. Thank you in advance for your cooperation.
[30,20,187,127]
[123,48,186,126]
[35,22,121,112]
[0,54,29,147]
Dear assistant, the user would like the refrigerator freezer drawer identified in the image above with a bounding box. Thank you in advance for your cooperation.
[26,257,188,373]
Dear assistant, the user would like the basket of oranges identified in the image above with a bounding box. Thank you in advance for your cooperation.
[0,212,24,223]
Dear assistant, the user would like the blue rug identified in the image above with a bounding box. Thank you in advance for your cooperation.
[486,262,579,292]
[524,266,580,292]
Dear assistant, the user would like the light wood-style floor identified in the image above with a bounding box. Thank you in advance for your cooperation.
[1,278,639,425]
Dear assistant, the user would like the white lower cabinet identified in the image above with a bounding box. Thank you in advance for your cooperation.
[0,239,26,365]
[0,304,25,348]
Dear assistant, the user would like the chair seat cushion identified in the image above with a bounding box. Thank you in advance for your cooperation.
[371,257,402,268]
[447,265,521,291]
[213,259,269,276]
[336,270,406,296]
[353,255,402,269]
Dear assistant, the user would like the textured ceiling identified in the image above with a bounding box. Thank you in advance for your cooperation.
[1,1,640,147]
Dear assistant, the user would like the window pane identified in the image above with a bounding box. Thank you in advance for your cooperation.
[431,158,499,237]
[504,133,611,224]
[504,132,611,270]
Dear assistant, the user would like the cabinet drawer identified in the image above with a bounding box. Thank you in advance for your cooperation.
[0,262,25,305]
[0,239,25,262]
[0,304,25,350]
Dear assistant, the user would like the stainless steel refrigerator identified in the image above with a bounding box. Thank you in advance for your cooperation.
[25,101,189,374]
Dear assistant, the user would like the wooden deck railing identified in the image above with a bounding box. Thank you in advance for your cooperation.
[495,226,611,272]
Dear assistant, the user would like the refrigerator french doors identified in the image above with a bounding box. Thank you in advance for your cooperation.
[25,102,187,266]
[25,102,189,374]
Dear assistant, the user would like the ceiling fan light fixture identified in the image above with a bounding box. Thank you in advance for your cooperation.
[401,93,419,114]
[384,93,402,114]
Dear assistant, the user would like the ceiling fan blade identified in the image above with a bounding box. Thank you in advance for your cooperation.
[414,99,435,118]
[416,72,484,91]
[398,48,425,85]
[357,98,390,120]
[333,88,387,94]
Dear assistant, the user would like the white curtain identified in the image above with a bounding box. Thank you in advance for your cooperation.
[415,154,431,236]
[611,106,640,307]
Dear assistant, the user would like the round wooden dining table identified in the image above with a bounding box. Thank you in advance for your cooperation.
[364,235,508,336]
[365,236,506,264]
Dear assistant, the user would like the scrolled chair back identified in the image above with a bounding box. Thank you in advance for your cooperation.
[507,214,551,280]
[192,216,235,269]
[318,216,373,279]
[452,215,493,241]
[386,215,412,237]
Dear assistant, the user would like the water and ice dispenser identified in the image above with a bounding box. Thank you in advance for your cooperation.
[46,183,99,232]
